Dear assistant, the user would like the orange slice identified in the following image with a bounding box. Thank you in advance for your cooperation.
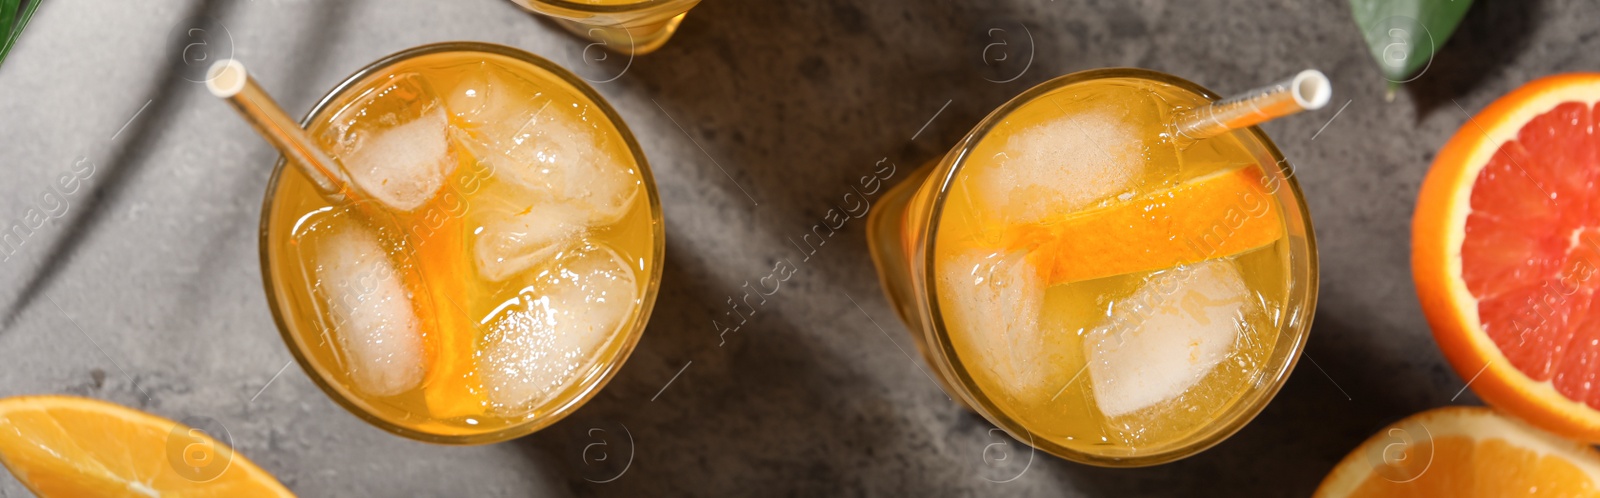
[1007,165,1284,285]
[409,194,489,422]
[1314,406,1600,497]
[1413,73,1600,441]
[0,395,293,497]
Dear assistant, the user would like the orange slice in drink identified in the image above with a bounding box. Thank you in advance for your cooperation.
[408,194,490,422]
[0,395,293,497]
[1005,165,1284,285]
[1412,73,1600,441]
[1314,406,1600,497]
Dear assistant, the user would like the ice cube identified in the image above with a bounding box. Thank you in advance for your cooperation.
[936,249,1049,396]
[966,107,1145,226]
[447,62,639,224]
[321,73,457,212]
[479,244,638,414]
[311,221,427,397]
[1085,259,1248,418]
[474,202,589,282]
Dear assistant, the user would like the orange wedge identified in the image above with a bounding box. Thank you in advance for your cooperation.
[1413,73,1600,441]
[409,195,489,422]
[0,395,293,497]
[1007,165,1284,285]
[1314,406,1600,497]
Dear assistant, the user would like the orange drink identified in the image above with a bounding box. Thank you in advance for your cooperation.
[868,68,1317,465]
[260,43,663,443]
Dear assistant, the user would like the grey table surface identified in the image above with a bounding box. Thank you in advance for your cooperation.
[0,0,1587,496]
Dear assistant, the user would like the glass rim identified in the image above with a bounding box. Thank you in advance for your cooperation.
[917,67,1320,466]
[256,41,666,445]
[530,0,690,14]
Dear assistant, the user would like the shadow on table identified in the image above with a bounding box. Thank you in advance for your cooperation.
[497,0,1457,495]
[1403,0,1543,120]
[512,238,912,495]
[0,0,360,333]
[0,0,234,329]
[510,1,1053,492]
[513,280,1452,497]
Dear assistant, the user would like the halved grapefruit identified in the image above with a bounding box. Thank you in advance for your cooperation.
[1413,73,1600,441]
[1314,406,1600,497]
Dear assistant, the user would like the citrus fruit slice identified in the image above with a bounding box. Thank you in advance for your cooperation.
[1006,164,1284,285]
[0,395,293,497]
[415,204,490,422]
[1314,406,1600,497]
[1413,73,1600,441]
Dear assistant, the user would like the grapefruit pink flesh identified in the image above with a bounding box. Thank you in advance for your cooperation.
[1464,100,1600,408]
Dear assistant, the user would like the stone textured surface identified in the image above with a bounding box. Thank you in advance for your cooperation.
[0,0,1590,496]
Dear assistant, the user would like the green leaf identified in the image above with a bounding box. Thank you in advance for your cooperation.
[0,0,41,70]
[1349,0,1473,89]
[0,0,18,44]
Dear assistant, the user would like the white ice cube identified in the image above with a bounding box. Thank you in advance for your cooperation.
[479,244,638,414]
[447,62,639,224]
[1086,259,1248,418]
[448,62,642,281]
[966,108,1145,226]
[474,202,589,282]
[313,223,426,397]
[322,73,456,212]
[937,249,1048,397]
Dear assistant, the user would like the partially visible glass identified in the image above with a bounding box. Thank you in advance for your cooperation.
[866,68,1318,466]
[512,0,701,55]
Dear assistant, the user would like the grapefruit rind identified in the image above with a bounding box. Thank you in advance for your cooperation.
[1413,73,1600,441]
[1312,406,1600,498]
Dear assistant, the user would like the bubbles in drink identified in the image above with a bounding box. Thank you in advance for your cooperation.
[321,74,458,212]
[479,244,638,414]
